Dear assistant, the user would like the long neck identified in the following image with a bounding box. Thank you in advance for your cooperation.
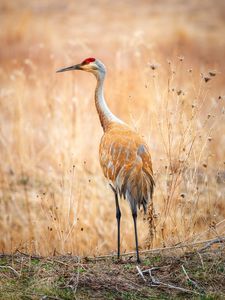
[95,71,123,131]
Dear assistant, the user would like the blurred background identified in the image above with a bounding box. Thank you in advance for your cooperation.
[0,0,225,256]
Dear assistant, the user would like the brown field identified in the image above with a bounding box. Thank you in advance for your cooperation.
[0,0,225,258]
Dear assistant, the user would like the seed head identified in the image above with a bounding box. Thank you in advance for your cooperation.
[201,72,212,83]
[209,70,217,77]
[204,76,211,83]
[178,56,184,62]
[148,62,160,70]
[177,89,182,96]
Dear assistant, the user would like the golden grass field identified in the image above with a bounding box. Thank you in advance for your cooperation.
[0,0,225,257]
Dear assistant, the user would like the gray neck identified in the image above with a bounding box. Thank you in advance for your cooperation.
[94,71,124,131]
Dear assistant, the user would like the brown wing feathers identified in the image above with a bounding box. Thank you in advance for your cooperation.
[99,123,154,213]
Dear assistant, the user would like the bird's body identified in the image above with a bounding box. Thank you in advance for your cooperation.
[99,122,154,214]
[57,58,154,262]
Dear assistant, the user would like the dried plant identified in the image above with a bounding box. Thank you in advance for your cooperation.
[0,0,224,256]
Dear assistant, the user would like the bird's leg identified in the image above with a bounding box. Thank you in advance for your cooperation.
[132,211,141,263]
[110,184,121,260]
[114,192,121,260]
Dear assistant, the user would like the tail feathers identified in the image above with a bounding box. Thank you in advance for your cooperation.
[115,164,154,214]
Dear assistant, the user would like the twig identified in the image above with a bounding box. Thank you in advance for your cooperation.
[148,268,159,286]
[148,268,202,295]
[86,237,225,260]
[198,237,225,252]
[181,265,203,292]
[0,265,20,277]
[136,266,146,282]
[137,266,203,295]
[142,267,160,273]
[16,249,42,259]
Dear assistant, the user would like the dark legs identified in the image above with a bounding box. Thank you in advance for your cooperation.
[110,185,140,263]
[114,192,121,259]
[132,211,141,263]
[110,185,121,260]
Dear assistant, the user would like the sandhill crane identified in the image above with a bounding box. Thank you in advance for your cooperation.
[57,58,154,263]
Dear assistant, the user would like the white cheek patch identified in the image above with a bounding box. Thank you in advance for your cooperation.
[89,62,98,70]
[82,62,97,71]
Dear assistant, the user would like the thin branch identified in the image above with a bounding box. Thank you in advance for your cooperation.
[198,237,225,252]
[181,265,203,292]
[86,237,225,260]
[16,249,42,259]
[142,267,160,274]
[148,268,202,295]
[0,265,20,277]
[137,266,203,295]
[136,266,146,282]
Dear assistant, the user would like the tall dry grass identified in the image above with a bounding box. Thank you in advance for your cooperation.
[0,0,225,256]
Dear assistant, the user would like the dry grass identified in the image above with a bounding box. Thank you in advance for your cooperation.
[0,0,225,257]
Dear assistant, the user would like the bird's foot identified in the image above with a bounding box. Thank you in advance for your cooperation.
[137,258,141,264]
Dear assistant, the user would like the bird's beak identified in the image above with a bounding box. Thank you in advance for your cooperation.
[56,64,82,73]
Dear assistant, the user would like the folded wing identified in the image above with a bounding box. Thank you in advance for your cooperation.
[99,124,154,213]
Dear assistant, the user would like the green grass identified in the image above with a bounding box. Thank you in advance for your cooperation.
[0,248,225,300]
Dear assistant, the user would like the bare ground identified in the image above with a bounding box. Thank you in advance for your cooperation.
[0,241,225,300]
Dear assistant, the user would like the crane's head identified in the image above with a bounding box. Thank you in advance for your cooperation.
[56,58,106,76]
